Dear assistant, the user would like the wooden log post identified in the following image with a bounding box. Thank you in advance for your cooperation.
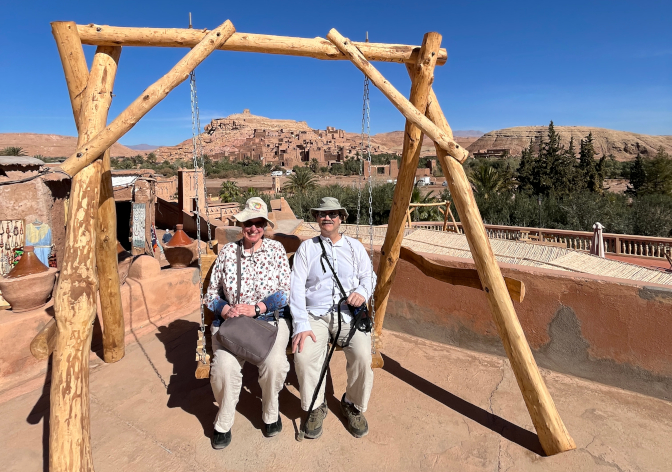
[442,202,450,232]
[413,74,576,455]
[58,20,236,178]
[86,45,125,364]
[50,21,99,472]
[76,24,448,65]
[30,318,58,360]
[326,29,469,165]
[351,31,443,342]
[52,22,90,132]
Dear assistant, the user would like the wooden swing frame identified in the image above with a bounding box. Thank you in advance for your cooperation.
[39,19,574,470]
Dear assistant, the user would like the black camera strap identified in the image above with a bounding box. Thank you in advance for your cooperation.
[317,237,371,346]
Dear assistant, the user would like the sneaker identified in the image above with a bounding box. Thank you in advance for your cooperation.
[263,416,282,438]
[211,429,232,450]
[340,394,368,438]
[304,401,328,439]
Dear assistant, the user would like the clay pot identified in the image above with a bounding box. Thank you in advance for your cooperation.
[164,224,196,268]
[0,267,58,313]
[6,246,48,279]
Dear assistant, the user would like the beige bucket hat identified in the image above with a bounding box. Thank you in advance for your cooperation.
[310,197,349,220]
[233,197,275,228]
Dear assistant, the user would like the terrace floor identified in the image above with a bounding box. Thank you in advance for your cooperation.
[1,310,671,472]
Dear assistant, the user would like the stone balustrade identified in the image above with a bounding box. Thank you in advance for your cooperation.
[407,222,672,260]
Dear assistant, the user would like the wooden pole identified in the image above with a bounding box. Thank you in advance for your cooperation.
[58,20,236,178]
[52,22,90,133]
[365,32,442,341]
[414,74,576,456]
[76,24,448,65]
[447,204,459,233]
[50,22,99,471]
[442,203,450,231]
[399,247,525,303]
[30,318,58,360]
[86,45,125,364]
[326,29,469,165]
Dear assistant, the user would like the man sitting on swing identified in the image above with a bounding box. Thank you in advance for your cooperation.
[290,197,376,439]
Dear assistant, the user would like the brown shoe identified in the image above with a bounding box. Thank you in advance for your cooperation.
[340,394,368,438]
[304,401,328,439]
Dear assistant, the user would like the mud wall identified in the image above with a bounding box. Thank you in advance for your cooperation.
[379,252,672,400]
[0,175,69,268]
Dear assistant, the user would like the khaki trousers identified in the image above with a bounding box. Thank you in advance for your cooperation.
[210,318,291,433]
[294,312,374,413]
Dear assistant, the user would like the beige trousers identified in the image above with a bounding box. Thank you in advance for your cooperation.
[210,318,291,433]
[294,312,374,413]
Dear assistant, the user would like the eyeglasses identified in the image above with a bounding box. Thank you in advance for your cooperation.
[242,219,267,229]
[317,211,341,219]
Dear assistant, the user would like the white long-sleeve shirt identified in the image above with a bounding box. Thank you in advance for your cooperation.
[290,235,377,335]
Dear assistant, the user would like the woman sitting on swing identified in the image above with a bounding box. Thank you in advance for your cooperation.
[204,197,292,450]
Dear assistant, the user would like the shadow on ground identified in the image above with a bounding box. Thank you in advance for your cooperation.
[381,354,546,456]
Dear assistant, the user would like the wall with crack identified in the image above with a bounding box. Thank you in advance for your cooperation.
[379,252,672,400]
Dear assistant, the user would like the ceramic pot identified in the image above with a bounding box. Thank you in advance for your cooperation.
[165,224,196,268]
[6,246,48,279]
[0,267,58,313]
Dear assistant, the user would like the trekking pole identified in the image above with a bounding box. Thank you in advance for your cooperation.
[296,296,346,441]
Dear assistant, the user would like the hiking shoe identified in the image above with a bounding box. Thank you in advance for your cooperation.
[263,416,282,438]
[211,429,232,450]
[304,401,328,439]
[340,394,368,438]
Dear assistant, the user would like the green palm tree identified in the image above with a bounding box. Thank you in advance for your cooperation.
[219,181,241,202]
[1,147,27,156]
[468,165,510,200]
[283,168,318,194]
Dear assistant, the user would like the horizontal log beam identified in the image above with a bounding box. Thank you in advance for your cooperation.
[76,24,448,65]
[58,20,236,178]
[30,318,58,360]
[409,201,449,207]
[399,247,525,303]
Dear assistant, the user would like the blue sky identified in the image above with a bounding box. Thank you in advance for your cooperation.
[1,0,670,146]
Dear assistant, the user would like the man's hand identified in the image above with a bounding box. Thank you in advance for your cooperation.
[227,304,256,318]
[292,331,317,354]
[347,292,366,307]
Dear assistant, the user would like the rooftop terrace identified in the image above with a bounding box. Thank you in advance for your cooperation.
[1,311,670,471]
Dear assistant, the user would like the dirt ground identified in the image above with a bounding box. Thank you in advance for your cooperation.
[1,310,670,471]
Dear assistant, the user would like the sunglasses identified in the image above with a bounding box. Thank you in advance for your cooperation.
[242,219,267,229]
[317,211,341,219]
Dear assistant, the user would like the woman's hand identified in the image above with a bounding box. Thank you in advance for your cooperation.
[228,304,257,318]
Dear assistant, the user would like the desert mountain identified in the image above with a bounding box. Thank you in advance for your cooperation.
[468,126,672,161]
[155,110,316,162]
[369,131,480,157]
[154,110,482,161]
[0,133,146,158]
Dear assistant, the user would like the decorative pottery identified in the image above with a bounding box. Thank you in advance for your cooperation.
[0,267,58,313]
[164,224,197,268]
[6,246,48,278]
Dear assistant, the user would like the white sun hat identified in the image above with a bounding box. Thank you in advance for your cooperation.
[233,197,275,228]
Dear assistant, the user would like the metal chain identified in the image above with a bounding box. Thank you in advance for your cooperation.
[190,70,209,364]
[355,77,367,238]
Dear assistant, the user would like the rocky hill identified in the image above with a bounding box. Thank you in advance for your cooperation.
[369,131,480,157]
[0,133,146,158]
[467,126,672,161]
[155,110,315,162]
[154,109,485,162]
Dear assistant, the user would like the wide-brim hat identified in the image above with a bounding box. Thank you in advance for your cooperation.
[310,197,349,220]
[233,197,275,228]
